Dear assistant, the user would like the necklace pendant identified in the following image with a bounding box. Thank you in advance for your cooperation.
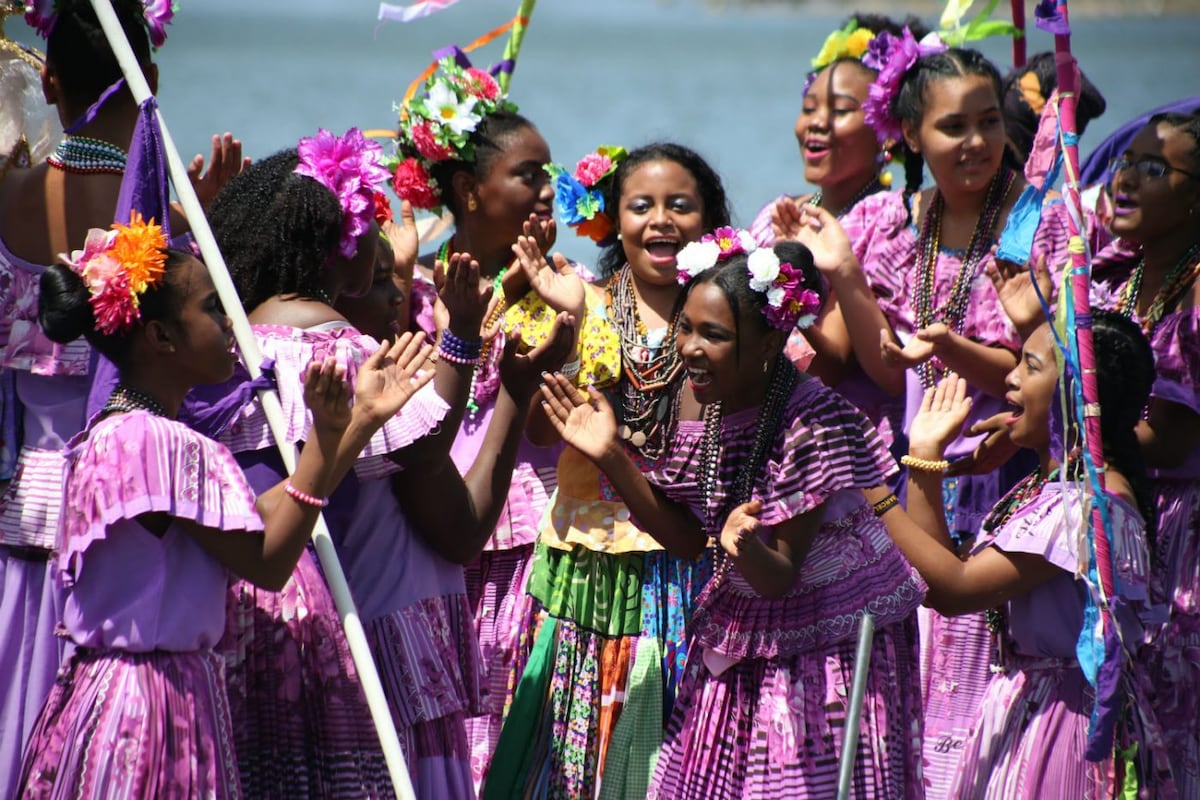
[629,430,647,448]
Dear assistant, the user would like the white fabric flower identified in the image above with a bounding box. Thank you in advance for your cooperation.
[747,248,781,293]
[766,285,787,306]
[795,313,817,329]
[427,81,482,136]
[736,229,758,254]
[676,240,721,276]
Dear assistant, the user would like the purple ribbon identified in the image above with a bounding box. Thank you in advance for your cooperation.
[65,78,128,135]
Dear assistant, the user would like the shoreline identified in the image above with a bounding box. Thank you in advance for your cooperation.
[707,0,1200,17]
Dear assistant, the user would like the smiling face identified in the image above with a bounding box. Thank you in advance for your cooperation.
[472,124,554,242]
[905,73,1006,196]
[1003,323,1058,451]
[1109,121,1200,244]
[166,256,237,386]
[796,61,880,191]
[617,159,707,287]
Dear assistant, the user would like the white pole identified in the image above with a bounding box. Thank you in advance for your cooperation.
[87,2,415,796]
[837,614,876,800]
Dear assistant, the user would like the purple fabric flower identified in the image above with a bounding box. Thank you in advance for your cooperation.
[23,0,57,37]
[142,0,175,48]
[295,128,392,261]
[860,29,947,145]
[1034,0,1071,35]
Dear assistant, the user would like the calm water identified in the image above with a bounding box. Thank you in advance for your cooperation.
[10,0,1200,264]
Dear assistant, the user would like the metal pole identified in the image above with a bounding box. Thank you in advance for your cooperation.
[87,2,415,796]
[837,614,876,800]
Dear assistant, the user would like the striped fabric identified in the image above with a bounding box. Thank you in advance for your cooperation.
[0,448,68,549]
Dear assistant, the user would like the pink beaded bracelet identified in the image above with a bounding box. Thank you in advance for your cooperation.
[284,482,329,509]
[436,347,480,366]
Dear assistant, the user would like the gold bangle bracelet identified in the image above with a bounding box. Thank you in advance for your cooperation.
[900,454,950,474]
[872,493,899,517]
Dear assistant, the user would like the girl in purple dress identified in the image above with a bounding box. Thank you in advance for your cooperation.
[539,232,926,799]
[18,223,433,798]
[872,313,1173,797]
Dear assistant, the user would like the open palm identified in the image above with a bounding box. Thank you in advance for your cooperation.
[539,373,617,462]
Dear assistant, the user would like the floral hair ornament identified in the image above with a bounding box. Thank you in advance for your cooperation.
[860,28,948,146]
[390,55,516,211]
[25,0,176,47]
[675,227,821,331]
[64,210,168,335]
[293,128,391,261]
[812,20,876,71]
[545,145,626,246]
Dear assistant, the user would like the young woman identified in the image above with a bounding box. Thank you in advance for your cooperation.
[20,229,431,796]
[482,142,732,800]
[538,232,925,799]
[871,314,1172,797]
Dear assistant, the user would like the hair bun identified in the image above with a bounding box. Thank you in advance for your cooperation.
[38,263,93,344]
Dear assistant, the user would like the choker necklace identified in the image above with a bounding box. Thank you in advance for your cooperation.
[102,385,168,418]
[913,168,1014,388]
[306,287,334,306]
[808,177,883,219]
[47,135,127,175]
[1118,241,1200,336]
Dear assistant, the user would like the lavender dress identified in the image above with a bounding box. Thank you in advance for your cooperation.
[17,411,264,799]
[949,484,1165,799]
[866,197,1071,798]
[220,322,477,800]
[644,375,926,800]
[0,240,88,797]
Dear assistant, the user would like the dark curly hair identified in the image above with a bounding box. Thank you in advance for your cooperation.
[891,48,1004,217]
[39,249,192,366]
[208,149,343,312]
[46,0,151,108]
[427,109,538,217]
[676,240,824,364]
[595,142,732,277]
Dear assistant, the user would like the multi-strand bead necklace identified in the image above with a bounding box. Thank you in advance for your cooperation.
[47,135,127,175]
[102,385,168,418]
[1117,240,1200,336]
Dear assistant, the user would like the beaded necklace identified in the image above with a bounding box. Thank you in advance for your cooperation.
[436,237,509,414]
[606,265,684,459]
[913,169,1015,388]
[699,356,800,585]
[1117,240,1200,336]
[47,136,127,175]
[102,384,168,418]
[808,176,883,219]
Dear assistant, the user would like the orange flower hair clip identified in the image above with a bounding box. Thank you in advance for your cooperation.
[64,211,168,335]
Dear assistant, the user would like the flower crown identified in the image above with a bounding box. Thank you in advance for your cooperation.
[65,210,168,335]
[25,0,176,47]
[675,226,821,331]
[811,20,876,74]
[390,58,517,211]
[860,28,948,146]
[545,145,626,246]
[293,128,391,261]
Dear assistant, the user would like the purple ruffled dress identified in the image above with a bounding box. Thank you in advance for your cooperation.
[643,376,926,799]
[866,197,1071,799]
[1094,242,1200,795]
[0,240,88,797]
[219,322,477,800]
[17,411,265,799]
[949,484,1166,799]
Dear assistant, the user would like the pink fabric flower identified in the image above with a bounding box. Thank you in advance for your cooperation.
[142,0,175,48]
[703,226,755,259]
[392,158,440,210]
[464,68,501,101]
[574,153,613,187]
[23,0,56,37]
[411,121,455,163]
[88,267,138,335]
[294,128,392,260]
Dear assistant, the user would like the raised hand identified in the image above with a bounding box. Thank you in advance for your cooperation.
[188,133,250,211]
[351,332,435,428]
[771,197,806,242]
[433,251,492,340]
[880,323,950,369]
[525,213,557,254]
[791,204,858,278]
[383,200,418,280]
[945,411,1020,476]
[500,311,575,403]
[908,374,972,458]
[720,500,764,558]
[986,253,1053,339]
[539,373,618,462]
[512,234,585,320]
[302,356,351,440]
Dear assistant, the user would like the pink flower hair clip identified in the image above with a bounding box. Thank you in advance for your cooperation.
[860,28,947,146]
[294,128,392,261]
[25,0,176,47]
[674,226,757,286]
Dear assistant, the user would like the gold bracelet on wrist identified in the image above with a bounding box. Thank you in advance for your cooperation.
[872,493,899,517]
[900,454,950,474]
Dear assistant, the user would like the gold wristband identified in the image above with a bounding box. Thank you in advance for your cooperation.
[872,493,899,517]
[900,454,950,474]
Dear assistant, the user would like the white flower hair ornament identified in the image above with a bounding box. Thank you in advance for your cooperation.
[674,227,822,331]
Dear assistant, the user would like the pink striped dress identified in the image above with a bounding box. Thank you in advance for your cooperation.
[644,374,926,799]
[17,411,264,799]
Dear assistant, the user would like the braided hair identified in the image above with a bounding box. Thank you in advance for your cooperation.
[891,48,1004,221]
[428,109,537,217]
[208,149,343,312]
[46,0,151,108]
[596,142,732,278]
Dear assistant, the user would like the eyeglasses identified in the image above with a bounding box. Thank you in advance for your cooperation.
[1109,156,1200,182]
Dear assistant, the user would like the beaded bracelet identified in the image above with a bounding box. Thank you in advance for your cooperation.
[284,482,329,509]
[900,454,950,474]
[437,348,480,366]
[872,493,899,517]
[439,330,483,361]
